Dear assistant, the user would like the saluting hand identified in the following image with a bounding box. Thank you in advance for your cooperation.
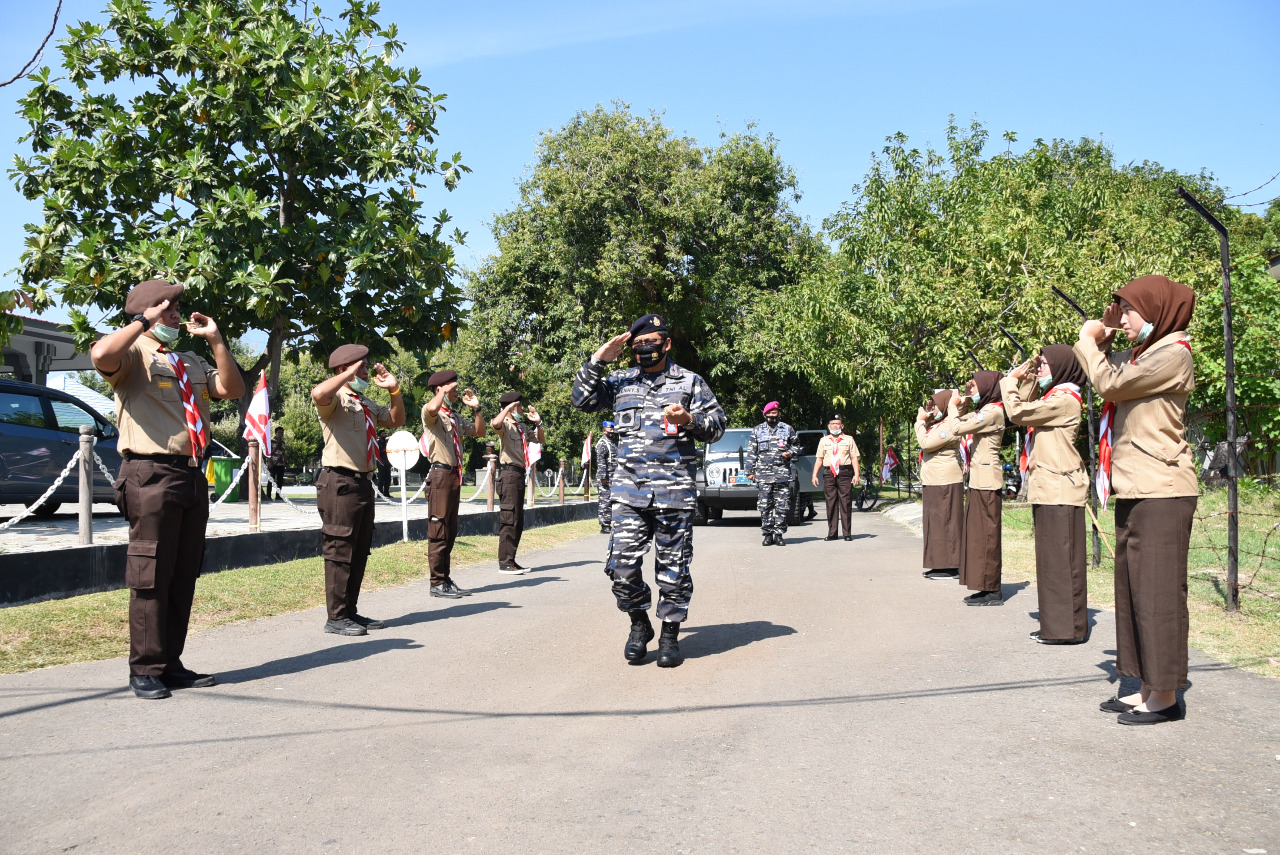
[526,405,542,425]
[1010,359,1031,381]
[593,332,632,363]
[186,312,222,342]
[461,388,480,409]
[949,391,963,410]
[372,363,399,389]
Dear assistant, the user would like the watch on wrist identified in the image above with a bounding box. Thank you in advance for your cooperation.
[133,314,152,332]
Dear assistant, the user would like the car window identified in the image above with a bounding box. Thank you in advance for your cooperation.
[795,432,825,455]
[50,399,102,434]
[706,429,752,454]
[0,391,48,428]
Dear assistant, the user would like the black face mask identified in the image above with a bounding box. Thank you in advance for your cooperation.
[632,340,666,368]
[765,416,780,426]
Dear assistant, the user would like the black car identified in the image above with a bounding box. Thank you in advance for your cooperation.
[0,378,122,516]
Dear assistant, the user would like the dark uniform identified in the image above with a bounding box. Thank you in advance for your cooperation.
[421,370,484,596]
[266,428,287,500]
[744,410,800,545]
[96,279,241,699]
[314,344,398,634]
[572,314,726,667]
[595,424,618,531]
[494,391,535,574]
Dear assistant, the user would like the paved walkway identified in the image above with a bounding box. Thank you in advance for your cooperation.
[1,509,1277,854]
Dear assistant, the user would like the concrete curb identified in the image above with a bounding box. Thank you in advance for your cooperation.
[1,501,596,605]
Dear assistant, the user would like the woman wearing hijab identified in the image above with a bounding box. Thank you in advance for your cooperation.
[1001,345,1089,642]
[1075,275,1197,725]
[945,371,1007,605]
[916,390,964,580]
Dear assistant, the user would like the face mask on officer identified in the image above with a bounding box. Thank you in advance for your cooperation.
[631,337,666,368]
[1037,375,1053,391]
[765,414,780,426]
[151,323,181,345]
[349,376,370,393]
[829,425,842,436]
[1135,321,1154,344]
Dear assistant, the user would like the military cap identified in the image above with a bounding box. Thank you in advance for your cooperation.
[828,413,844,422]
[328,343,369,369]
[628,313,669,337]
[602,420,615,429]
[498,391,522,405]
[124,279,184,315]
[762,401,780,414]
[427,369,458,388]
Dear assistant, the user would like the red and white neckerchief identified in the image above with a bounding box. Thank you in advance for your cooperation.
[158,346,208,463]
[358,394,383,470]
[827,433,847,478]
[1020,385,1080,484]
[1096,340,1191,508]
[441,405,464,484]
[959,402,1004,473]
[518,422,530,468]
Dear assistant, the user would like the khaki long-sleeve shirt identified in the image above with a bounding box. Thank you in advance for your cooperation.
[941,401,1007,491]
[1000,375,1087,506]
[103,336,220,458]
[914,413,963,486]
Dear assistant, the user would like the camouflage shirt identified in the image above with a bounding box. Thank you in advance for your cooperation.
[572,357,726,510]
[594,434,619,483]
[744,421,801,483]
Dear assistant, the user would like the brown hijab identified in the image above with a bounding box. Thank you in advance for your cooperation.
[930,390,954,414]
[972,370,1002,408]
[1113,275,1196,359]
[1039,344,1087,391]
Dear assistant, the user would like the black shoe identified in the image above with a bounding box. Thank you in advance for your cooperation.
[1099,696,1136,714]
[762,534,773,546]
[923,569,958,580]
[324,617,367,635]
[513,561,527,570]
[824,535,838,541]
[843,535,853,541]
[430,582,464,599]
[160,665,216,688]
[774,534,786,546]
[499,564,529,575]
[448,579,473,596]
[130,675,172,700]
[624,610,655,662]
[1118,704,1184,725]
[964,590,1004,606]
[656,621,683,668]
[600,526,611,534]
[1030,630,1086,645]
[351,614,385,630]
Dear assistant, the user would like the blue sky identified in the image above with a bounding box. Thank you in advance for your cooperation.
[2,0,1277,351]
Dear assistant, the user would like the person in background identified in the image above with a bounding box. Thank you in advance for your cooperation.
[376,429,392,496]
[595,421,619,534]
[746,401,802,546]
[946,371,1007,606]
[917,391,963,580]
[491,391,545,575]
[266,425,288,501]
[420,370,485,598]
[810,414,859,542]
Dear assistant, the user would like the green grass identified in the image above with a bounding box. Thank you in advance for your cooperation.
[1001,486,1280,679]
[0,518,600,675]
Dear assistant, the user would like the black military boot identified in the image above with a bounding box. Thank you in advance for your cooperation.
[656,621,683,668]
[624,610,655,662]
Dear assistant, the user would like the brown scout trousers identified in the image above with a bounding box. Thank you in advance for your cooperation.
[425,467,461,585]
[1033,504,1088,641]
[1113,496,1197,691]
[960,488,1002,592]
[117,458,209,677]
[315,468,376,620]
[922,483,964,569]
[823,468,854,538]
[497,466,526,567]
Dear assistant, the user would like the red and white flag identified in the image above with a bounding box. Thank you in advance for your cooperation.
[243,371,271,456]
[1096,402,1115,510]
[881,447,900,482]
[581,431,593,467]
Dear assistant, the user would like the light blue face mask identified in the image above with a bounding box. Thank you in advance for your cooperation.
[349,377,370,394]
[1135,321,1154,344]
[151,323,180,345]
[970,392,981,406]
[1037,375,1053,391]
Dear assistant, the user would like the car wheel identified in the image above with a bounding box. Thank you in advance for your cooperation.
[693,500,709,526]
[26,500,62,517]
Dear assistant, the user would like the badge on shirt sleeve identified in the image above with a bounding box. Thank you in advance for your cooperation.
[202,390,210,401]
[157,380,174,389]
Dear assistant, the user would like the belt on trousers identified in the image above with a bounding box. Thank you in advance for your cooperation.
[499,463,526,472]
[324,466,371,480]
[121,453,199,468]
[430,463,459,472]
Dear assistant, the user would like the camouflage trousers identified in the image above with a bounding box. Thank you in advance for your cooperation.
[597,481,613,528]
[756,480,791,535]
[606,503,694,623]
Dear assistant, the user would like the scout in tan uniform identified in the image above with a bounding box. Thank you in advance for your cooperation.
[944,370,1007,605]
[491,391,545,574]
[809,414,860,541]
[420,370,484,597]
[1075,275,1197,725]
[311,344,405,636]
[91,279,245,699]
[1001,345,1089,643]
[916,390,964,580]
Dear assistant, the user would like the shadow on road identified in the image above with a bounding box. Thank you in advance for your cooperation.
[216,636,426,684]
[465,576,566,594]
[529,559,602,573]
[385,600,521,628]
[682,620,797,659]
[998,580,1031,601]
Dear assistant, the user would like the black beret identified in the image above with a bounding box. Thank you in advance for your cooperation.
[124,279,184,315]
[499,391,522,405]
[628,313,669,337]
[427,369,458,388]
[328,343,369,369]
[829,413,844,422]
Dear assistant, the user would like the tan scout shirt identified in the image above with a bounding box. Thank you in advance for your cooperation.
[943,402,1006,491]
[816,434,859,469]
[421,404,480,467]
[103,335,219,457]
[1000,375,1087,506]
[496,420,529,467]
[1074,332,1197,499]
[317,387,393,472]
[915,413,963,486]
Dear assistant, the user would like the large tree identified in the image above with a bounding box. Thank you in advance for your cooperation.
[458,103,827,463]
[10,0,467,411]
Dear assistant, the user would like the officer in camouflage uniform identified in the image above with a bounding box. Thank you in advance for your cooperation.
[745,401,801,546]
[594,421,619,533]
[572,314,726,668]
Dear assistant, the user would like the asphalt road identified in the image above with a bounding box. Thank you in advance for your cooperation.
[1,509,1277,854]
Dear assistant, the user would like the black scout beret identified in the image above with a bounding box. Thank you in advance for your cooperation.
[628,314,669,337]
[124,279,184,315]
[498,391,522,405]
[328,343,369,369]
[427,369,458,388]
